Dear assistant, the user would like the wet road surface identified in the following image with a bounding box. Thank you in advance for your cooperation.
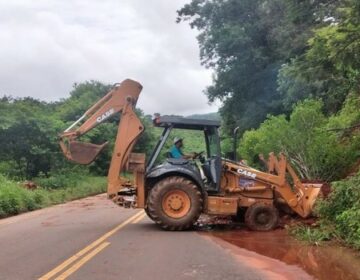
[0,194,359,280]
[202,228,360,280]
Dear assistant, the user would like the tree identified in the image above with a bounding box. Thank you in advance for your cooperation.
[0,120,57,179]
[57,81,112,122]
[177,0,337,133]
[278,0,360,113]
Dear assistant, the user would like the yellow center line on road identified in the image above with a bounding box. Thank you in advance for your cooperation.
[131,212,147,224]
[54,242,110,280]
[38,210,144,280]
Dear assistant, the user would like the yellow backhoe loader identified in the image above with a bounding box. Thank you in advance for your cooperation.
[59,79,322,231]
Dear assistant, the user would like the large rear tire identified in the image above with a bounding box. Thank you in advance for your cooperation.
[147,176,203,231]
[245,203,279,231]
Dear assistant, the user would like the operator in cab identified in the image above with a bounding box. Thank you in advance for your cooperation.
[169,137,194,159]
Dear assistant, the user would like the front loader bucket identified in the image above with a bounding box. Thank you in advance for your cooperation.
[67,141,108,165]
[300,183,323,218]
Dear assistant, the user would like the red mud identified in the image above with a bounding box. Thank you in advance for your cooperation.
[201,228,360,280]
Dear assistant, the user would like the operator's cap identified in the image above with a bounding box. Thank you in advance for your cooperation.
[173,137,183,144]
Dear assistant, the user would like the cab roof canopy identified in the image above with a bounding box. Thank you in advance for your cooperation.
[154,115,220,130]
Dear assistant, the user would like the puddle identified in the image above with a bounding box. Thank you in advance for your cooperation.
[201,227,360,280]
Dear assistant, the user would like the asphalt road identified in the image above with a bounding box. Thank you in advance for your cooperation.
[0,194,299,280]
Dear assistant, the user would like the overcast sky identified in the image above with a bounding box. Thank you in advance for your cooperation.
[0,0,218,115]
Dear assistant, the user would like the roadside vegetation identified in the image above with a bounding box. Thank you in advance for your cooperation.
[239,98,360,182]
[0,174,106,218]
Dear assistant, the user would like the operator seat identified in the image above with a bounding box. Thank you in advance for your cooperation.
[201,157,220,191]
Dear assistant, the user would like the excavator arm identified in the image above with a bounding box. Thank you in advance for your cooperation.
[59,79,145,198]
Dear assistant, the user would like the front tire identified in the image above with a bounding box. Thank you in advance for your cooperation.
[147,176,203,231]
[245,203,279,231]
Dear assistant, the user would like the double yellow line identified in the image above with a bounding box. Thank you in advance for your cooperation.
[39,211,146,280]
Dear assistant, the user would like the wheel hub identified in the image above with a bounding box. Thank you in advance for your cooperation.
[169,196,183,210]
[256,212,270,225]
[162,189,191,219]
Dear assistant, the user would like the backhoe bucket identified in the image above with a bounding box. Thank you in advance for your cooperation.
[300,183,323,218]
[67,141,108,164]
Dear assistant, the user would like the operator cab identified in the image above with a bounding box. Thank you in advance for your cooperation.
[146,115,221,192]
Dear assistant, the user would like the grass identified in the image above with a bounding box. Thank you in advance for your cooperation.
[0,174,106,218]
[287,224,335,246]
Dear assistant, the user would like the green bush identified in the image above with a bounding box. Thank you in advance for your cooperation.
[327,94,360,130]
[238,114,288,163]
[0,174,106,218]
[315,172,360,249]
[0,175,29,215]
[239,99,356,181]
